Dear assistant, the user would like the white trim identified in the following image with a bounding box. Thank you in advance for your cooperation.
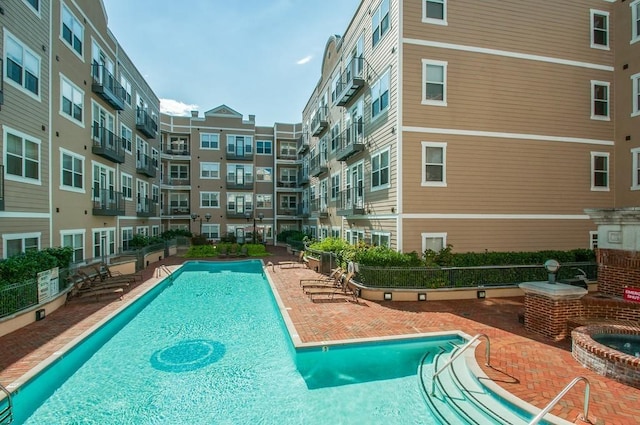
[21,0,41,16]
[421,141,447,187]
[2,232,41,258]
[3,29,42,101]
[370,147,391,191]
[590,80,610,121]
[121,172,133,200]
[402,126,614,146]
[60,2,85,61]
[590,9,610,51]
[397,0,404,251]
[421,232,447,253]
[0,212,50,219]
[59,73,85,127]
[590,151,610,191]
[589,230,599,250]
[405,213,591,220]
[631,0,640,44]
[631,72,640,117]
[421,59,447,106]
[422,0,447,26]
[632,147,640,190]
[60,228,86,262]
[3,125,42,185]
[403,38,614,72]
[59,147,86,193]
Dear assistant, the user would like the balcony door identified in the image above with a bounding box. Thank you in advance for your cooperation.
[235,195,246,215]
[93,163,115,207]
[346,162,364,208]
[137,180,148,212]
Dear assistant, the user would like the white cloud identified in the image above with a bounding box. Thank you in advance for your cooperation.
[296,55,313,65]
[160,98,199,116]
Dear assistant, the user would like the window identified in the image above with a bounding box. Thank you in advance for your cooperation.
[632,0,640,43]
[422,233,446,254]
[23,0,39,12]
[371,149,390,190]
[256,140,272,155]
[330,124,341,152]
[632,147,640,190]
[331,227,341,239]
[423,0,447,25]
[3,233,40,258]
[201,133,219,149]
[331,72,341,103]
[61,76,83,123]
[61,5,83,56]
[280,195,297,210]
[280,168,297,185]
[201,192,220,208]
[372,0,390,47]
[256,194,273,209]
[170,164,189,180]
[202,224,220,240]
[331,173,341,200]
[5,128,40,183]
[631,73,640,117]
[280,141,297,157]
[422,60,447,106]
[169,193,189,213]
[200,162,220,179]
[422,142,447,186]
[136,226,148,236]
[589,231,598,250]
[5,32,40,97]
[372,231,390,247]
[591,152,610,191]
[121,173,133,199]
[120,75,132,105]
[60,149,84,191]
[152,225,160,237]
[590,10,609,49]
[121,125,132,153]
[591,81,610,120]
[227,135,253,155]
[62,230,84,263]
[371,69,390,119]
[152,185,159,203]
[256,167,272,182]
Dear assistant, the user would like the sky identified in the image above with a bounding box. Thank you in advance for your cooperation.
[103,0,362,126]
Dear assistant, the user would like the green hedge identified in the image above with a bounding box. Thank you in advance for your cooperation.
[184,243,268,258]
[0,247,73,287]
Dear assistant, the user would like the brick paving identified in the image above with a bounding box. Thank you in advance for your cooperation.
[1,246,638,424]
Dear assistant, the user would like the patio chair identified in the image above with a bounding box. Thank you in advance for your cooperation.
[218,246,229,258]
[306,272,357,303]
[278,250,308,269]
[93,263,142,283]
[68,272,127,301]
[300,267,343,289]
[239,245,249,257]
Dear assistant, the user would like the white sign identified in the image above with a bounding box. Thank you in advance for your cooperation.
[37,267,60,303]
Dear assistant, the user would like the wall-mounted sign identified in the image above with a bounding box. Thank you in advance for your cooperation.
[37,267,60,303]
[623,287,640,303]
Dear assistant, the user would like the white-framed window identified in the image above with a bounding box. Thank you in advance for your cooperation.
[201,191,220,208]
[422,142,447,187]
[591,81,610,120]
[632,147,640,190]
[92,228,116,259]
[256,140,272,155]
[371,69,390,119]
[256,167,272,182]
[23,0,40,13]
[632,0,640,44]
[3,232,40,258]
[280,194,297,210]
[121,173,133,200]
[120,74,132,105]
[202,224,220,240]
[227,135,253,155]
[256,194,273,209]
[371,148,390,190]
[422,232,447,254]
[330,123,341,152]
[422,60,447,106]
[331,173,341,200]
[591,152,610,191]
[61,4,84,57]
[60,75,84,124]
[4,127,41,184]
[280,168,297,185]
[631,73,640,117]
[423,0,447,25]
[331,72,341,103]
[60,148,84,192]
[136,226,149,236]
[152,225,159,237]
[347,229,365,245]
[121,124,132,153]
[200,162,220,179]
[170,164,189,181]
[372,0,390,47]
[227,193,253,213]
[589,231,598,250]
[331,227,341,239]
[201,133,219,149]
[169,193,189,212]
[4,31,41,99]
[372,231,391,247]
[590,10,609,50]
[61,229,85,263]
[152,185,159,204]
[280,141,297,157]
[256,225,273,241]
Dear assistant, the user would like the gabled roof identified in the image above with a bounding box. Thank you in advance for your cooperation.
[204,104,243,118]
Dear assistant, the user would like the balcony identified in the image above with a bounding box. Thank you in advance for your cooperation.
[335,122,365,161]
[297,169,310,186]
[277,179,298,189]
[0,59,4,109]
[92,125,125,163]
[0,165,4,211]
[163,206,191,216]
[336,187,365,216]
[162,177,190,188]
[136,153,157,178]
[336,56,365,107]
[297,133,309,154]
[136,108,157,139]
[226,175,254,190]
[310,197,328,219]
[309,153,328,177]
[311,106,328,137]
[137,197,158,217]
[91,64,125,110]
[92,188,125,216]
[225,150,254,161]
[277,206,298,217]
[226,204,254,219]
[297,203,310,218]
[162,145,190,157]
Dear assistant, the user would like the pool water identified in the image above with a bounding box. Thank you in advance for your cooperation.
[15,261,462,424]
[593,334,640,357]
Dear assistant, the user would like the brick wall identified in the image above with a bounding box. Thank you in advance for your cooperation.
[597,249,640,297]
[524,293,584,341]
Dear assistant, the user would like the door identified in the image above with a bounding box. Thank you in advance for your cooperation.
[235,195,245,215]
[235,228,245,244]
[235,136,245,157]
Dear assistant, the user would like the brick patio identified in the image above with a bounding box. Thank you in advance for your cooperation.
[0,246,638,424]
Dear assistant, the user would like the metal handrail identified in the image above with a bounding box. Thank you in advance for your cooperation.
[0,381,13,425]
[156,265,173,278]
[431,333,490,395]
[528,377,590,425]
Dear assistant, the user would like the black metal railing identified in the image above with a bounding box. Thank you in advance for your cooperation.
[91,63,125,110]
[136,107,157,138]
[136,152,157,178]
[226,204,254,218]
[310,196,328,218]
[309,152,328,177]
[92,188,125,216]
[162,143,190,156]
[92,125,125,163]
[336,186,365,216]
[337,56,365,106]
[162,177,190,186]
[298,169,310,185]
[311,106,328,136]
[297,133,310,154]
[0,165,4,211]
[297,203,310,218]
[163,206,190,216]
[137,196,158,217]
[335,121,365,161]
[226,175,254,190]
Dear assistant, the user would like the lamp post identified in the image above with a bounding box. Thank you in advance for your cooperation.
[191,212,212,235]
[245,211,264,244]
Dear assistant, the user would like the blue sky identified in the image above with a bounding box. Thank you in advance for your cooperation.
[103,0,361,126]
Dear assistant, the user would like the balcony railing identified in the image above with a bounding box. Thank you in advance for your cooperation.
[311,106,328,137]
[277,206,298,216]
[336,186,365,216]
[162,145,190,156]
[92,125,125,163]
[225,150,254,161]
[162,177,190,187]
[310,196,328,218]
[309,152,328,177]
[163,206,190,216]
[277,179,298,189]
[136,108,157,139]
[136,153,157,178]
[277,151,298,161]
[337,56,365,106]
[226,175,254,190]
[0,59,4,109]
[297,133,309,154]
[298,169,310,185]
[91,64,125,110]
[137,197,158,217]
[297,203,310,218]
[0,165,4,211]
[92,188,125,216]
[226,204,254,219]
[335,121,365,161]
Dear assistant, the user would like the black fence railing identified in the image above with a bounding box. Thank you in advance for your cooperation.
[0,269,72,319]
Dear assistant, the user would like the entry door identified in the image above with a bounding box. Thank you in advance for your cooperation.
[235,195,245,215]
[235,228,245,244]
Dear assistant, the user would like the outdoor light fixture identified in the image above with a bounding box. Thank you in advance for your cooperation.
[477,290,486,299]
[544,259,561,284]
[191,213,212,236]
[418,293,427,301]
[245,211,265,244]
[384,292,392,301]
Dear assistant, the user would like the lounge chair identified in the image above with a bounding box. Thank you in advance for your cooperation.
[300,267,343,289]
[93,263,142,283]
[77,270,132,290]
[239,245,249,257]
[218,246,228,258]
[279,250,308,269]
[67,272,126,301]
[306,272,357,303]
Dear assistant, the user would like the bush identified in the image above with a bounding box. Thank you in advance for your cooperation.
[191,235,209,246]
[0,247,74,286]
[445,248,595,267]
[161,229,192,240]
[277,230,308,243]
[354,246,423,267]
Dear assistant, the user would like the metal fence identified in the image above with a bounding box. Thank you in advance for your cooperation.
[0,268,72,319]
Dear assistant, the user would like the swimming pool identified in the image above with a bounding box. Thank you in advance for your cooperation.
[9,260,465,424]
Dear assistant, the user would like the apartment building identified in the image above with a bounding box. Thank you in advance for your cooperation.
[159,107,302,244]
[300,0,623,254]
[1,0,160,260]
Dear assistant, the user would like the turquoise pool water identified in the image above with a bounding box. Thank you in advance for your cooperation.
[12,261,463,424]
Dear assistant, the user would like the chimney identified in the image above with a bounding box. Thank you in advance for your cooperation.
[190,110,199,118]
[248,115,255,122]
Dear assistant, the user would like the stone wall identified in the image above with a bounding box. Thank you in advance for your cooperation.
[523,293,584,341]
[597,248,640,297]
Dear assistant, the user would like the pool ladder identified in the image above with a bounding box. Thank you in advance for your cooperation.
[0,382,13,425]
[156,265,173,278]
[431,333,491,395]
